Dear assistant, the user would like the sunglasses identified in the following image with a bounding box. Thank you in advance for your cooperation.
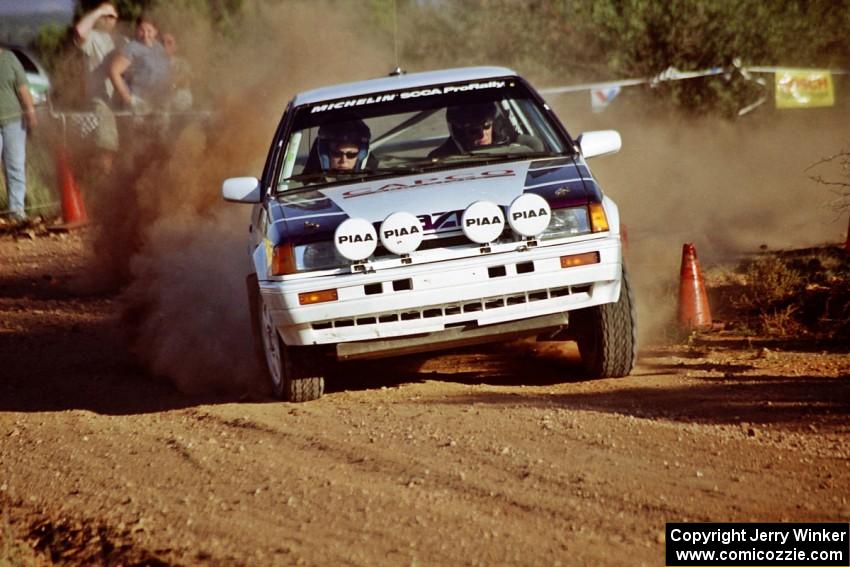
[455,120,493,134]
[330,149,359,159]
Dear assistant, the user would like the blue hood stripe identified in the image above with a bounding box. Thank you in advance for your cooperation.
[523,158,598,206]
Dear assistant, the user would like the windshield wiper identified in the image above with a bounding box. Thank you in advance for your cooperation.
[286,170,370,183]
[285,172,331,183]
[367,165,436,175]
[284,165,430,182]
[429,151,553,166]
[283,152,550,186]
[483,151,557,161]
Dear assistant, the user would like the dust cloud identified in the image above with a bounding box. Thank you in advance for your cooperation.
[550,91,850,341]
[77,2,391,394]
[72,1,849,390]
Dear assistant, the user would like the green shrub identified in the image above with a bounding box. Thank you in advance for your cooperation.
[725,250,850,338]
[742,255,803,308]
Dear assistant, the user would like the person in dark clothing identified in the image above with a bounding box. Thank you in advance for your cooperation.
[429,102,505,158]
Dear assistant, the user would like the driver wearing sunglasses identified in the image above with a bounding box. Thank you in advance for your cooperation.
[429,101,501,158]
[317,118,371,172]
[328,143,361,171]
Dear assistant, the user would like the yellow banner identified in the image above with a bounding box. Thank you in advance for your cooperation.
[775,69,834,108]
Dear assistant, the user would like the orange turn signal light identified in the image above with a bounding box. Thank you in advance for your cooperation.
[588,203,609,233]
[271,244,297,276]
[298,289,339,305]
[560,251,600,269]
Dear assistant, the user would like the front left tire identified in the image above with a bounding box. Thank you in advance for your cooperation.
[572,265,637,378]
[258,289,325,402]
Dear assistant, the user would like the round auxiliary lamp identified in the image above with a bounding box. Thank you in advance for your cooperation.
[334,218,378,261]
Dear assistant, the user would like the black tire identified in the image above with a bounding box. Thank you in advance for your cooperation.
[274,340,325,402]
[573,266,637,378]
[258,291,325,402]
[246,274,266,370]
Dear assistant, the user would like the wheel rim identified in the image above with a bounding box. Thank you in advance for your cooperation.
[260,298,282,388]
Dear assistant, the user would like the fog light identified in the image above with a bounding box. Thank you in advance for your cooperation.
[560,251,600,268]
[298,289,339,305]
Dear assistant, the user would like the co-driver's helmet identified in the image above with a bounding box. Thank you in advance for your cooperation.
[446,102,505,151]
[317,118,372,171]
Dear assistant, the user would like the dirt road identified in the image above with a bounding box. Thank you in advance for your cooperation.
[1,234,849,566]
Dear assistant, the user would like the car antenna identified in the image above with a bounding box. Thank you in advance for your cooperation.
[390,0,405,76]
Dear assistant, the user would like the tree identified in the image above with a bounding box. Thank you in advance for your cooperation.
[570,0,850,115]
[807,152,850,213]
[397,0,850,116]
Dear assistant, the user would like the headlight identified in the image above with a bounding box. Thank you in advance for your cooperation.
[540,206,591,240]
[298,241,351,272]
[271,241,350,275]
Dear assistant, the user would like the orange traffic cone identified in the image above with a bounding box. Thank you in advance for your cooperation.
[53,147,88,229]
[678,243,712,329]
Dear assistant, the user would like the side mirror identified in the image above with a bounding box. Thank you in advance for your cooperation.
[222,177,261,203]
[576,130,622,159]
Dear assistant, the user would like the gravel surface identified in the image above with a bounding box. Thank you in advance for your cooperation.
[1,234,848,566]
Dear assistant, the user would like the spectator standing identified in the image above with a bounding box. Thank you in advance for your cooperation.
[162,32,193,112]
[110,12,171,113]
[74,1,121,172]
[0,47,37,223]
[75,2,119,102]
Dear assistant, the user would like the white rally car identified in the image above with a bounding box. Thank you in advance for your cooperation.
[223,67,635,401]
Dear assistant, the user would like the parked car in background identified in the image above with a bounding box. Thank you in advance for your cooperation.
[223,66,636,402]
[2,44,50,106]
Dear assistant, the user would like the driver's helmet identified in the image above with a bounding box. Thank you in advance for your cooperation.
[446,102,508,151]
[317,118,371,171]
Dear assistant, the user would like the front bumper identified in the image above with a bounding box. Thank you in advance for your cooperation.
[259,235,622,352]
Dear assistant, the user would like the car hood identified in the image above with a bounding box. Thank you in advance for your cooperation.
[271,157,601,244]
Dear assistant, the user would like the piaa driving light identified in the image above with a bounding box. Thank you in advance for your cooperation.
[334,218,378,261]
[507,193,551,237]
[298,289,339,305]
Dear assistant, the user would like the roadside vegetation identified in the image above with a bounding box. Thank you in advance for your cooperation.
[708,248,850,340]
[807,151,850,213]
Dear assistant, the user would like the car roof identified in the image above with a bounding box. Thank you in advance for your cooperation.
[292,66,518,106]
[1,44,45,75]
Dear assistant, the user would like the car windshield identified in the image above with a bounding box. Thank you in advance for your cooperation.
[11,49,38,74]
[276,77,570,192]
